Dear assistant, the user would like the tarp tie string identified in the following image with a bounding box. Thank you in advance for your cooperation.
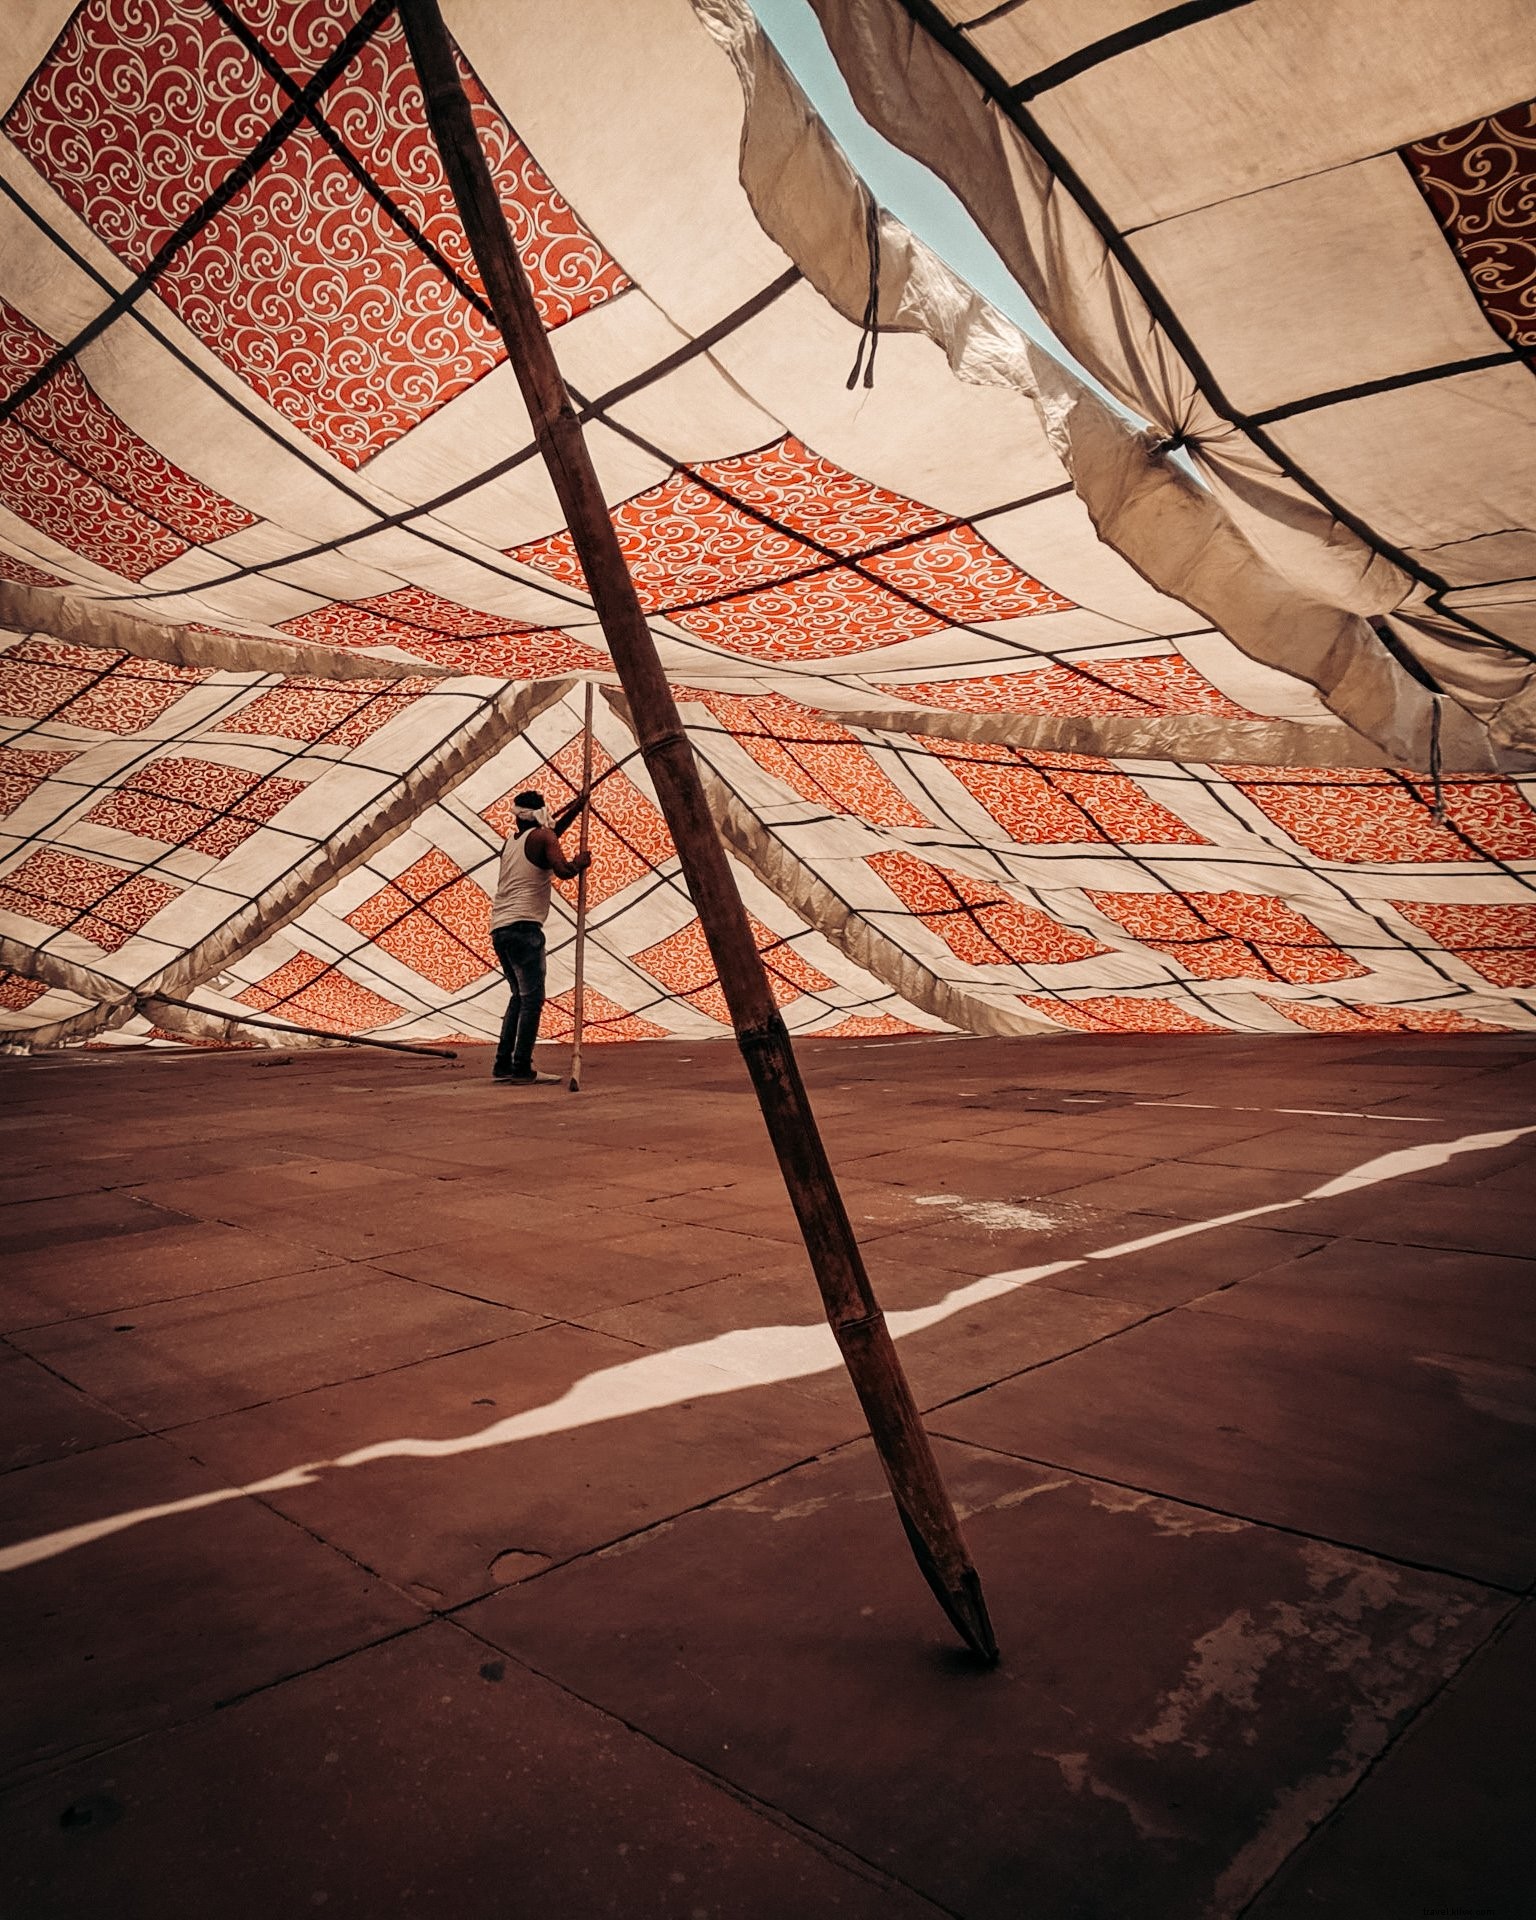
[1428,695,1447,824]
[846,196,882,391]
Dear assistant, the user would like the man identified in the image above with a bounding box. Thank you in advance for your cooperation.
[490,788,591,1084]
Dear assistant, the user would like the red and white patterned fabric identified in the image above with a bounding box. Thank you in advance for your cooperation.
[3,0,1534,1048]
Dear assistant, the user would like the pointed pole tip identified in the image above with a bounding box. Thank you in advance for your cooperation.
[945,1570,1000,1667]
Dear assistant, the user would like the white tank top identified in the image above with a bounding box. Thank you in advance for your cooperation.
[491,830,553,929]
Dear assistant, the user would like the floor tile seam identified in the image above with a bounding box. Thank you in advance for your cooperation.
[0,1255,344,1336]
[441,1441,865,1606]
[926,1432,1530,1598]
[1230,1595,1531,1920]
[0,1213,208,1259]
[0,1619,435,1803]
[438,1613,965,1920]
[914,1285,1189,1416]
[1182,1289,1536,1365]
[5,1257,454,1345]
[142,1327,541,1437]
[319,1262,566,1328]
[0,1342,163,1478]
[0,1181,142,1208]
[543,1314,653,1352]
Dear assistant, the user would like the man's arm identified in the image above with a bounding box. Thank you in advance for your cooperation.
[552,790,588,837]
[525,823,591,881]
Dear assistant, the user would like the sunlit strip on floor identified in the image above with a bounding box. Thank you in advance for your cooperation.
[1,1125,1529,1577]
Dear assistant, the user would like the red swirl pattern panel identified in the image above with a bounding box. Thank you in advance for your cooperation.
[869,849,1106,967]
[83,756,308,859]
[0,972,49,1011]
[0,848,181,952]
[483,734,674,910]
[280,592,604,677]
[537,986,670,1044]
[635,915,834,1026]
[686,690,928,826]
[1388,900,1536,988]
[514,471,823,608]
[0,298,253,549]
[816,1012,922,1037]
[0,746,77,819]
[1085,888,1367,985]
[1224,766,1536,864]
[928,738,1207,846]
[345,848,494,993]
[6,1,629,468]
[694,437,949,553]
[860,524,1071,625]
[512,434,1069,660]
[875,658,1249,717]
[215,677,433,747]
[0,642,203,732]
[0,557,67,587]
[1018,993,1222,1033]
[1404,98,1536,351]
[237,948,406,1032]
[0,423,189,581]
[1263,997,1507,1034]
[670,567,940,662]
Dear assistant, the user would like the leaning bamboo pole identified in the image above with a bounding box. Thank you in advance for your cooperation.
[568,679,595,1093]
[398,0,996,1663]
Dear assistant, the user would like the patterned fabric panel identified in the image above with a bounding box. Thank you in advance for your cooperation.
[1017,994,1222,1033]
[1403,97,1536,352]
[1084,888,1369,985]
[0,296,254,576]
[928,738,1208,846]
[869,849,1106,967]
[815,1012,923,1037]
[345,847,495,993]
[512,434,1072,662]
[0,746,78,818]
[5,0,629,466]
[237,947,407,1031]
[0,556,69,587]
[1223,766,1536,863]
[0,970,50,1010]
[685,691,928,826]
[1263,997,1506,1034]
[0,642,205,733]
[536,985,671,1044]
[279,591,605,676]
[634,913,835,1025]
[0,848,181,953]
[1389,900,1536,988]
[82,756,309,858]
[874,658,1250,717]
[213,677,437,747]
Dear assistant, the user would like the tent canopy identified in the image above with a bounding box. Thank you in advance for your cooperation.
[2,0,1534,1050]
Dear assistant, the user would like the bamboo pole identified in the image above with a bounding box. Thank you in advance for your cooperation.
[568,678,595,1092]
[399,0,996,1664]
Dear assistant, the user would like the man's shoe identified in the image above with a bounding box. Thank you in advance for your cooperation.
[495,1068,558,1085]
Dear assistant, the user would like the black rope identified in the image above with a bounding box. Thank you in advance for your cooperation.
[845,195,882,392]
[1428,697,1447,825]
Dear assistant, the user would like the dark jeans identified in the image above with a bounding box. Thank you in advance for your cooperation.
[492,920,546,1074]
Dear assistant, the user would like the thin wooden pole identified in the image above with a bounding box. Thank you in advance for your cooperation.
[399,0,996,1664]
[569,678,595,1092]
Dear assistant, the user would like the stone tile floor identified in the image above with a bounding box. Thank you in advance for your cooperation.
[1,1030,1532,1917]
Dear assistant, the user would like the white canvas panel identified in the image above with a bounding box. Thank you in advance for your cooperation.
[1133,155,1509,415]
[1030,0,1536,228]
